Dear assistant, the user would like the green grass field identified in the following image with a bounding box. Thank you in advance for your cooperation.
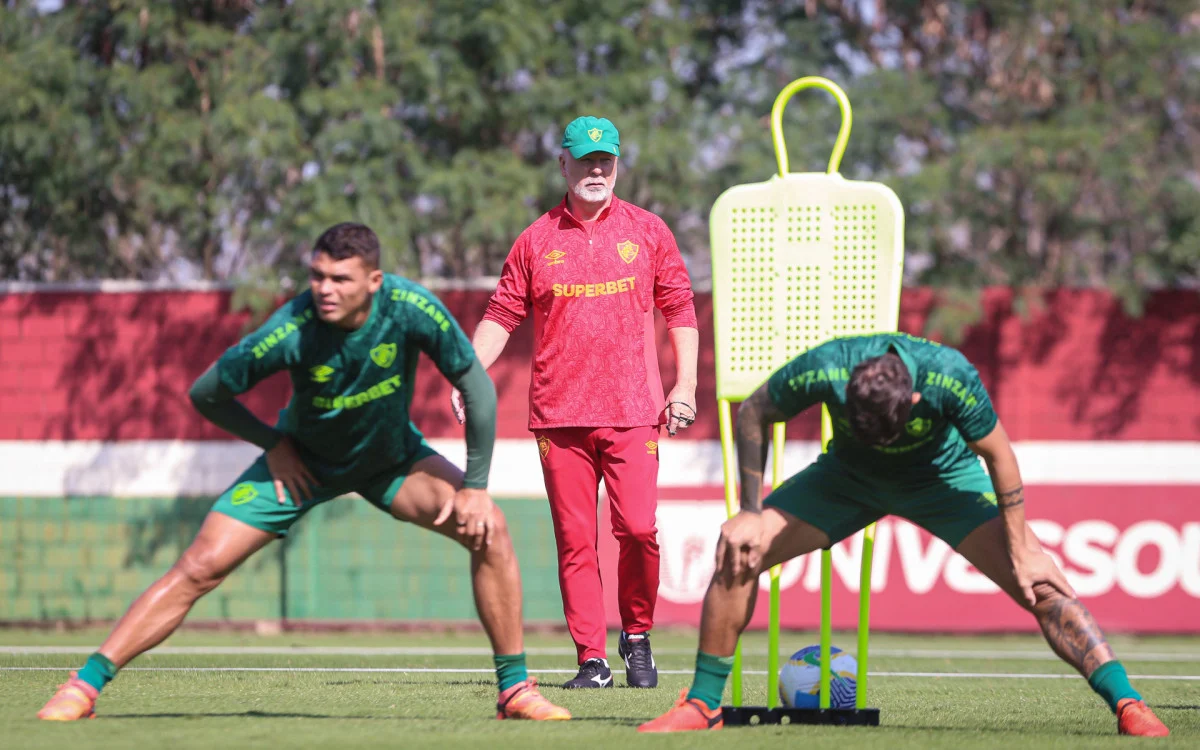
[2,628,1197,748]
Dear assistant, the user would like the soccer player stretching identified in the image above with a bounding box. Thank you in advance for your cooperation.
[640,333,1169,737]
[38,223,569,722]
[457,116,699,689]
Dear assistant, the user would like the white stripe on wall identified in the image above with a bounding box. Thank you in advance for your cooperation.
[0,439,1197,497]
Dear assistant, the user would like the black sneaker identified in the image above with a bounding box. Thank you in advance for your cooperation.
[562,657,613,689]
[618,631,658,688]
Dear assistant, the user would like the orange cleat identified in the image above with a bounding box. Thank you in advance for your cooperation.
[638,688,723,733]
[1117,698,1169,737]
[496,678,571,721]
[37,672,99,721]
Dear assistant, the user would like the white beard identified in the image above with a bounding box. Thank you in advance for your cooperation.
[572,182,611,204]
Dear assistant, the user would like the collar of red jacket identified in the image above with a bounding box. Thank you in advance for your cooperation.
[551,194,623,227]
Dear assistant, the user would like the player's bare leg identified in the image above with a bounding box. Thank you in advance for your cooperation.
[390,454,523,654]
[99,514,274,665]
[698,508,828,656]
[640,508,829,733]
[390,454,569,720]
[38,513,273,720]
[957,517,1169,736]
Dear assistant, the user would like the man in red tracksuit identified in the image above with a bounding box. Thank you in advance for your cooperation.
[454,116,699,689]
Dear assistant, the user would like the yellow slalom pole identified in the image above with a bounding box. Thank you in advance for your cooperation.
[857,522,877,709]
[717,398,743,705]
[819,548,833,710]
[818,406,833,710]
[766,421,786,708]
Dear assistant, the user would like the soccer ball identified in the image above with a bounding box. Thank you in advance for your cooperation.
[778,645,857,709]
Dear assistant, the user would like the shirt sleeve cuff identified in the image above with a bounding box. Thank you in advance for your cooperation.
[481,307,523,333]
[663,306,698,329]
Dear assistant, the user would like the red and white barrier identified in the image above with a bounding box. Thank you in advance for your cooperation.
[597,487,1200,633]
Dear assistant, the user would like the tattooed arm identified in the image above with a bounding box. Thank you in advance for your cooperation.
[733,386,790,513]
[969,420,1076,605]
[969,425,1110,676]
[716,346,821,584]
[714,384,793,584]
[968,420,1027,554]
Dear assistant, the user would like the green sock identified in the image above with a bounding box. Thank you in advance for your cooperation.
[76,652,117,692]
[687,651,733,710]
[494,653,528,692]
[1088,660,1141,712]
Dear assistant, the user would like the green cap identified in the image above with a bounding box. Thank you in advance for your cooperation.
[561,116,621,159]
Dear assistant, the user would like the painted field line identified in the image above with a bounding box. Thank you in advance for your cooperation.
[0,646,1176,660]
[2,666,1199,680]
[5,645,1200,662]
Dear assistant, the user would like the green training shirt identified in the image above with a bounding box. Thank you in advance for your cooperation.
[216,274,478,491]
[766,333,999,478]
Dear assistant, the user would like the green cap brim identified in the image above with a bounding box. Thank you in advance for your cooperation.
[567,142,620,159]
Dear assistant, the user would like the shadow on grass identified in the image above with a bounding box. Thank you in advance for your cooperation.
[886,723,1116,738]
[102,711,437,721]
[102,710,643,724]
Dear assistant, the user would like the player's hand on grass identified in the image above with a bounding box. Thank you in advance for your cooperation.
[664,383,697,437]
[1012,548,1076,606]
[434,487,495,551]
[450,388,466,425]
[715,511,764,586]
[265,436,317,506]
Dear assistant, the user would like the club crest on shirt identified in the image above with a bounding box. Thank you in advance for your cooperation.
[617,240,639,264]
[370,343,397,368]
[537,435,551,460]
[310,364,335,383]
[906,417,932,437]
[545,249,566,266]
[645,440,658,456]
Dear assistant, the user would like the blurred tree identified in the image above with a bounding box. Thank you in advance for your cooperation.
[0,0,1195,334]
[814,0,1200,320]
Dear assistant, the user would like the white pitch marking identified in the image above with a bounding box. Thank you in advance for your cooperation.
[3,666,1199,680]
[5,646,1200,662]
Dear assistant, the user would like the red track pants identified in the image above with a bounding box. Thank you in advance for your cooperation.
[535,426,660,663]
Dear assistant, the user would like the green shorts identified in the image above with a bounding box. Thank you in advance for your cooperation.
[764,452,998,548]
[211,442,441,536]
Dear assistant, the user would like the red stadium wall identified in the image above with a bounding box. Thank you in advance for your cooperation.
[0,287,1197,442]
[2,287,1198,632]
